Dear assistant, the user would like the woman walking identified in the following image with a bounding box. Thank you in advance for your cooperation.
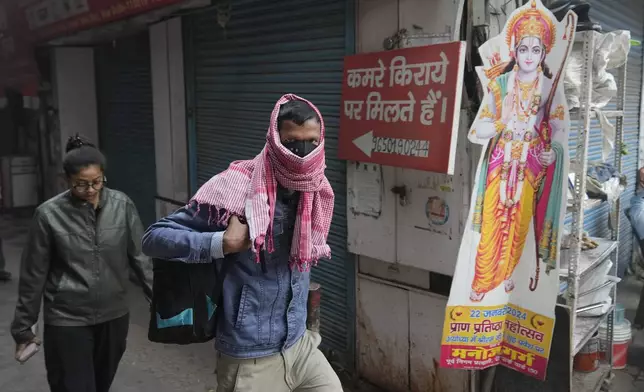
[11,135,153,392]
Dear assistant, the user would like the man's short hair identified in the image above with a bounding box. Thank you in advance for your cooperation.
[277,100,320,131]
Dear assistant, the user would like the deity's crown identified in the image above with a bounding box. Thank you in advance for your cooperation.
[506,0,556,53]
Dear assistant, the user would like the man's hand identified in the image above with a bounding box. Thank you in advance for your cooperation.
[223,216,251,255]
[15,337,41,362]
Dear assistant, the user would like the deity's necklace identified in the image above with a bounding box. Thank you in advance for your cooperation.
[500,74,540,208]
[517,77,538,100]
[515,76,540,122]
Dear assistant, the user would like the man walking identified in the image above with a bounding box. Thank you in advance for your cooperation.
[628,167,644,328]
[629,167,644,280]
[142,94,342,392]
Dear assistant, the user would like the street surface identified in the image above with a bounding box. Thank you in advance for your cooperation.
[0,212,218,392]
[1,211,643,392]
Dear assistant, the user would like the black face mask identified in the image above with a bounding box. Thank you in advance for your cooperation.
[283,140,317,158]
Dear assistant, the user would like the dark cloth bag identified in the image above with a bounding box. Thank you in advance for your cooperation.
[148,258,228,345]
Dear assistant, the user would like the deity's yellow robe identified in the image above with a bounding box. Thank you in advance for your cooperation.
[471,142,538,295]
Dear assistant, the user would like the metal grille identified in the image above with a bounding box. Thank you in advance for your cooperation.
[184,0,355,369]
[95,32,157,228]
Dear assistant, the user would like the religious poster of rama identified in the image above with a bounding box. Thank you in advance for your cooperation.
[440,0,577,380]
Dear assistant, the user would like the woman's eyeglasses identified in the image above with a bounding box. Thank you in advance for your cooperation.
[72,178,106,193]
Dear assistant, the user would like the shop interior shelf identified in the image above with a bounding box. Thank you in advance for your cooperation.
[566,198,603,212]
[569,108,624,119]
[572,363,611,392]
[574,30,597,42]
[573,306,614,356]
[559,280,569,296]
[559,238,618,279]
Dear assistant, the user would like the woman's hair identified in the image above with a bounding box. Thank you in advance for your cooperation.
[63,134,106,176]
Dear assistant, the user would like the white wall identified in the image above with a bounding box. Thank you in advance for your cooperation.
[51,47,99,194]
[349,0,467,273]
[150,17,189,217]
[351,2,522,391]
[353,1,472,391]
[50,21,189,209]
[52,47,99,155]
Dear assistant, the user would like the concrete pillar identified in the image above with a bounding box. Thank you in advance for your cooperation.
[150,17,189,218]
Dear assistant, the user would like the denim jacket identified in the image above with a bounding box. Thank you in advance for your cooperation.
[630,189,644,241]
[141,189,309,358]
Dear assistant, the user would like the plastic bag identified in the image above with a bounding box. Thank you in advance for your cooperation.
[564,30,631,110]
[578,298,613,317]
[602,177,624,203]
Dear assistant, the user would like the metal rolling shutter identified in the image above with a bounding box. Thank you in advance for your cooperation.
[185,0,355,368]
[95,32,157,228]
[565,1,643,276]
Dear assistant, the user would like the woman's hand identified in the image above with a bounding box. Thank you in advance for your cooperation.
[15,337,41,363]
[539,150,556,167]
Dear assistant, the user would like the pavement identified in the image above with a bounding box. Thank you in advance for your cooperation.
[2,209,644,392]
[0,212,219,392]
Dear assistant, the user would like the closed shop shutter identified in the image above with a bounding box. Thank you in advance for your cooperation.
[185,0,355,368]
[566,1,643,275]
[95,32,157,228]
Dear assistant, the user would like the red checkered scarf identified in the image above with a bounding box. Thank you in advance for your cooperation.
[190,94,334,271]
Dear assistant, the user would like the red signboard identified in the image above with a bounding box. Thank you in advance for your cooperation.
[0,0,39,95]
[338,42,466,174]
[0,0,184,95]
[16,0,185,42]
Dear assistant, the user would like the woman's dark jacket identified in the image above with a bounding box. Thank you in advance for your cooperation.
[11,188,153,344]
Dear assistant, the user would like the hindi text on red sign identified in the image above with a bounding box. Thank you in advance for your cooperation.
[338,42,466,174]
